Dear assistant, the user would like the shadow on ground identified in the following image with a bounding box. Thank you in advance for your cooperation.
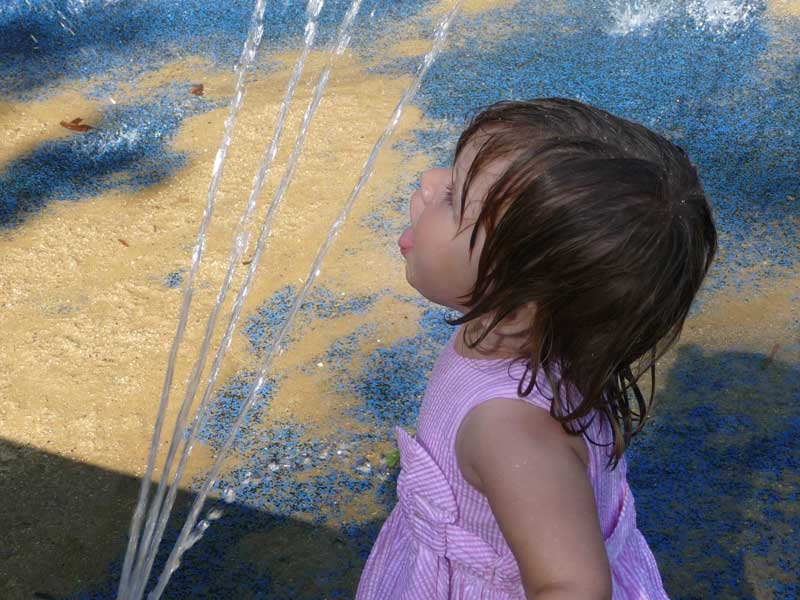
[0,434,382,600]
[1,344,797,599]
[628,343,799,599]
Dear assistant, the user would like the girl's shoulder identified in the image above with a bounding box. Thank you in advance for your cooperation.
[456,395,591,491]
[455,398,591,493]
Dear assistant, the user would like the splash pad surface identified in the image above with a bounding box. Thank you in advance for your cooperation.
[0,0,797,598]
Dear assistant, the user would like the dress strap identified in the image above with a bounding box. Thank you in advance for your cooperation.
[604,480,636,563]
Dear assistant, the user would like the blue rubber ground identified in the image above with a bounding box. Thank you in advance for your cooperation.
[2,0,797,598]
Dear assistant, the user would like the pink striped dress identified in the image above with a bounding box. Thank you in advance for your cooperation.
[356,328,670,599]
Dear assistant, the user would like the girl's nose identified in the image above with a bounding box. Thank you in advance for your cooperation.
[421,168,450,200]
[411,168,450,223]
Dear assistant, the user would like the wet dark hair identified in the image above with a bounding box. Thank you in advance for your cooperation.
[445,98,717,469]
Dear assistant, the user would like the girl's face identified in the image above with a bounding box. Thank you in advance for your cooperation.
[399,132,508,312]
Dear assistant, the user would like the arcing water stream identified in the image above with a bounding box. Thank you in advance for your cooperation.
[118,1,463,598]
[116,0,269,596]
[123,2,329,598]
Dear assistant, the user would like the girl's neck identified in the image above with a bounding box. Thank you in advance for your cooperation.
[454,322,528,361]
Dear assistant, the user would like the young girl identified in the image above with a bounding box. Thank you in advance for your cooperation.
[356,98,717,599]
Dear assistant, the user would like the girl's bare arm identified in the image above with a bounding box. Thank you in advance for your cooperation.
[456,398,612,600]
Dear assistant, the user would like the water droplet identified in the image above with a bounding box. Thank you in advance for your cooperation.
[376,457,389,479]
[235,232,248,253]
[354,457,372,475]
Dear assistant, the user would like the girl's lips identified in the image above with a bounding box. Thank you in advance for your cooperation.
[398,226,414,256]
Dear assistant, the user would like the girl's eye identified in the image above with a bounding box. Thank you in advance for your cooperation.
[443,185,454,206]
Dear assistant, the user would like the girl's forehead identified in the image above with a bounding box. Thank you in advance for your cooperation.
[453,136,513,207]
[454,130,511,181]
[454,131,493,174]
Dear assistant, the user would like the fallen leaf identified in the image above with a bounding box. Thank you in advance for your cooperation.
[190,83,204,96]
[60,119,92,132]
[761,343,780,370]
[117,238,129,247]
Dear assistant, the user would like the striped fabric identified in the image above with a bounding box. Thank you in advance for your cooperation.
[356,328,670,599]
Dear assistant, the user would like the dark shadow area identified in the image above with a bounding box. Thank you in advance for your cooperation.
[0,438,143,599]
[0,438,383,600]
[627,344,799,599]
[1,346,796,599]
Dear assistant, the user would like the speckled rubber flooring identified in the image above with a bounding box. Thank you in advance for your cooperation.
[0,1,797,598]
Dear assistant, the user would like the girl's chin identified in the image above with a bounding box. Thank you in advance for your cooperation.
[405,269,416,290]
[402,266,456,311]
[403,265,423,296]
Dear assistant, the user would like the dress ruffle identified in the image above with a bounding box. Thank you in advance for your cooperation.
[394,426,523,598]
